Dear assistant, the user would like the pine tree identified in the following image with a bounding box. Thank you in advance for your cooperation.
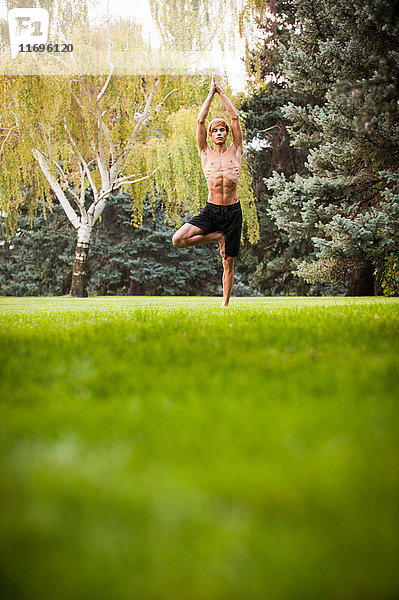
[89,191,223,296]
[0,191,223,297]
[265,0,399,295]
[238,0,344,294]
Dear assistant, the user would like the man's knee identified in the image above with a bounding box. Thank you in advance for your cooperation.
[223,256,235,271]
[172,232,184,247]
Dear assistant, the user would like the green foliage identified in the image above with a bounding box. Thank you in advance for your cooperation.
[0,191,223,296]
[0,73,226,230]
[0,296,398,599]
[89,191,223,296]
[381,251,399,297]
[0,73,159,224]
[0,205,75,296]
[262,0,399,292]
[148,0,241,52]
[239,32,342,296]
[237,0,345,296]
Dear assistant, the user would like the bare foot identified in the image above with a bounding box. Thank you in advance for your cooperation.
[218,232,226,258]
[221,300,229,308]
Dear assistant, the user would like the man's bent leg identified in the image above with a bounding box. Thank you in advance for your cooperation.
[221,256,234,307]
[172,223,225,252]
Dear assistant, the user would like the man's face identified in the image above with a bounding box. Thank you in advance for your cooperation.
[210,125,228,145]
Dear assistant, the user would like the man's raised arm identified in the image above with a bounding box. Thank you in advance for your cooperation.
[197,76,216,153]
[213,74,243,152]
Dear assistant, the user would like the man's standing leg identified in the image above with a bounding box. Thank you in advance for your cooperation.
[221,256,234,307]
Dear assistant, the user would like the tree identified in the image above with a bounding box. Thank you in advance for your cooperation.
[237,0,342,295]
[0,68,180,297]
[0,0,259,298]
[264,0,399,295]
[0,191,224,296]
[0,74,258,296]
[149,0,241,53]
[0,203,75,296]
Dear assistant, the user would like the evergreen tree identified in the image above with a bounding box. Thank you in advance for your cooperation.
[0,191,224,297]
[0,205,75,296]
[89,192,223,296]
[265,0,399,295]
[238,0,345,294]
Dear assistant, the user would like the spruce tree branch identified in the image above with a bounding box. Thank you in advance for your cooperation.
[350,191,381,217]
[331,261,357,286]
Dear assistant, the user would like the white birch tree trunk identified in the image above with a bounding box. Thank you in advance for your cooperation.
[70,221,92,297]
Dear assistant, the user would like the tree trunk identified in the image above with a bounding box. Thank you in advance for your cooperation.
[70,224,92,297]
[347,261,376,296]
[129,277,145,295]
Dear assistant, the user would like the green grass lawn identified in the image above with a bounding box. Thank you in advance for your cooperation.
[0,296,398,600]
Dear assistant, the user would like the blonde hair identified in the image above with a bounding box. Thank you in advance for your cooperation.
[208,118,229,136]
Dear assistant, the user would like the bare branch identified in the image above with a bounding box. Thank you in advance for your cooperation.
[97,47,129,104]
[64,122,99,202]
[52,160,80,203]
[141,77,148,103]
[51,160,88,221]
[155,88,178,111]
[101,93,121,118]
[78,165,88,221]
[92,168,158,224]
[0,125,18,157]
[101,121,116,165]
[118,78,161,163]
[72,92,95,116]
[32,148,81,229]
[47,53,73,72]
[38,120,52,160]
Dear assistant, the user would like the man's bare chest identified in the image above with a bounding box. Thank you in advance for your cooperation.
[201,148,241,182]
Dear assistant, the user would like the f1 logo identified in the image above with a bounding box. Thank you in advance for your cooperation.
[7,8,49,59]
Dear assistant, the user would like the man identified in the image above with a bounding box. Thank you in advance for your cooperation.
[172,73,243,307]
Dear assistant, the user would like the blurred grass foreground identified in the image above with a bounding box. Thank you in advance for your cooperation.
[0,296,398,600]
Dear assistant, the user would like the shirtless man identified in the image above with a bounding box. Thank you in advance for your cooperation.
[172,73,243,307]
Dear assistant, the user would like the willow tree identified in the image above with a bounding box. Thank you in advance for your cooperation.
[0,70,179,296]
[149,0,241,52]
[1,0,259,297]
[0,72,259,296]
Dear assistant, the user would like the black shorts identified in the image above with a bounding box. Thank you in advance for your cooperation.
[188,202,243,257]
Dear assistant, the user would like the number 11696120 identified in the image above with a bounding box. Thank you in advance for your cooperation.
[18,43,73,52]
